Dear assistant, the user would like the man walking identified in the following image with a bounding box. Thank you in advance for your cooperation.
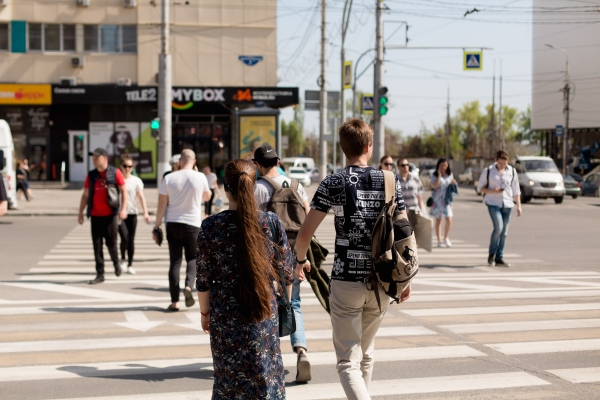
[0,178,8,217]
[397,158,425,226]
[252,143,312,383]
[295,119,410,400]
[154,149,211,311]
[78,148,128,285]
[477,150,522,267]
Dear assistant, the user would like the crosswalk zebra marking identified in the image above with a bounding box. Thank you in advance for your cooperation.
[442,318,600,334]
[547,367,600,383]
[0,346,486,383]
[1,282,156,301]
[403,302,600,317]
[487,338,600,355]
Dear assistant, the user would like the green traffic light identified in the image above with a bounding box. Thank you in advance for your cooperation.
[150,119,160,130]
[379,96,388,105]
[380,106,388,115]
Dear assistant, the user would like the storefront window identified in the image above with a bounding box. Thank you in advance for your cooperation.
[0,24,8,51]
[28,23,42,51]
[84,25,99,51]
[100,25,120,53]
[44,24,61,51]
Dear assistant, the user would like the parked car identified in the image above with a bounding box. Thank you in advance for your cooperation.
[581,172,600,197]
[568,173,584,183]
[458,167,474,185]
[419,168,435,189]
[515,156,565,204]
[288,167,312,187]
[562,174,581,199]
[281,157,316,172]
[0,120,17,210]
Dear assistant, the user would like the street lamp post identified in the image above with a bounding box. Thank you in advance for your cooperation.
[545,44,570,173]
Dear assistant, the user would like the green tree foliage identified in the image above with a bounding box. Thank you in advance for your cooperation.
[281,120,304,157]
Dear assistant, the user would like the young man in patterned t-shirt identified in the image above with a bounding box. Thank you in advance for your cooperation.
[295,118,411,400]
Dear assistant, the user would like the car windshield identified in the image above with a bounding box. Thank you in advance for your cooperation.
[523,160,559,173]
[562,175,575,183]
[290,168,306,174]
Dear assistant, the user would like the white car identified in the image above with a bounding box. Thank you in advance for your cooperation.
[458,167,474,184]
[419,168,435,189]
[288,167,312,187]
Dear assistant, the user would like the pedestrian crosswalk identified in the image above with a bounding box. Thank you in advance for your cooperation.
[1,215,600,399]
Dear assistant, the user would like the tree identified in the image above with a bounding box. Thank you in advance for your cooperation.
[281,120,304,157]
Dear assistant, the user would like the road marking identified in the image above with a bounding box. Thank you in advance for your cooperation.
[410,289,600,303]
[0,302,173,315]
[43,255,170,260]
[113,311,165,332]
[47,372,550,400]
[547,367,600,383]
[0,326,435,353]
[417,253,522,259]
[487,338,600,355]
[416,279,520,292]
[0,282,156,301]
[0,346,485,382]
[442,318,600,334]
[416,271,600,278]
[403,302,600,317]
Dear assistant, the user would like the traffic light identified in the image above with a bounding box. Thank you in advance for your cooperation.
[150,118,160,139]
[379,86,389,116]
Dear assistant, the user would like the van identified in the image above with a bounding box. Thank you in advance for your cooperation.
[0,120,17,209]
[514,156,565,204]
[281,157,316,173]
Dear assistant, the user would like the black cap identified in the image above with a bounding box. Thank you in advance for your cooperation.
[89,148,109,157]
[253,143,278,164]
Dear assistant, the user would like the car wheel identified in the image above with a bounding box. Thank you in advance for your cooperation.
[571,194,578,199]
[520,188,531,204]
[554,196,564,204]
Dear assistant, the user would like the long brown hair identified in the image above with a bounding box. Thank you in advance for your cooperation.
[224,159,277,323]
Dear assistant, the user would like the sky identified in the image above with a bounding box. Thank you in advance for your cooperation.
[276,0,535,138]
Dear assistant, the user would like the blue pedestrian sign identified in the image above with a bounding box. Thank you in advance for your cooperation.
[464,51,482,71]
[361,94,374,115]
[556,125,564,138]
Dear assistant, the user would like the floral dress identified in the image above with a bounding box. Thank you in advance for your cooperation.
[196,210,294,400]
[430,173,454,219]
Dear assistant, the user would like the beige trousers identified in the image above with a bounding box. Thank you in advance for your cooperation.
[330,279,389,400]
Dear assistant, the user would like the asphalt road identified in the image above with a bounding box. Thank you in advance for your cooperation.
[0,188,599,399]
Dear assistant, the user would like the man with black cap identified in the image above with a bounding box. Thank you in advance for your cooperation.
[253,143,313,383]
[78,148,128,284]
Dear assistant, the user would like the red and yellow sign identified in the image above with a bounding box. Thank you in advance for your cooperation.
[0,84,52,105]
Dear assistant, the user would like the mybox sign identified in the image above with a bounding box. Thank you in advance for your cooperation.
[172,88,225,103]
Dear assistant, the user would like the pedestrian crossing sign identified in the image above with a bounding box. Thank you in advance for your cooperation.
[464,51,482,70]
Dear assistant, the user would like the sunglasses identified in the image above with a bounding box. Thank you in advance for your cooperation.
[383,163,394,167]
[398,164,409,167]
[122,165,134,169]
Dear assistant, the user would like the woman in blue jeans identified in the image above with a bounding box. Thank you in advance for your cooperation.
[476,150,523,267]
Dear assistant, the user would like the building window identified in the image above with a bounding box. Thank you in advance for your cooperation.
[28,23,77,52]
[83,24,137,53]
[0,24,8,51]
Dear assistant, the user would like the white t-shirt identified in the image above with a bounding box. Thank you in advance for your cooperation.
[254,175,309,212]
[124,175,144,215]
[159,169,210,227]
[205,172,217,189]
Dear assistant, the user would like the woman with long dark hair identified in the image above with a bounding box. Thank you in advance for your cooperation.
[431,157,457,247]
[379,154,394,171]
[196,159,294,399]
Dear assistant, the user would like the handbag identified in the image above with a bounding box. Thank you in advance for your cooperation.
[426,196,433,207]
[267,215,296,337]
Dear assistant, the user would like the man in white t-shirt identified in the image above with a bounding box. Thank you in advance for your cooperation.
[154,149,211,311]
[253,143,312,383]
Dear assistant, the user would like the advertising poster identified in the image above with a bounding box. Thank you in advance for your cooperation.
[89,122,114,170]
[110,122,140,166]
[137,122,157,180]
[239,115,277,160]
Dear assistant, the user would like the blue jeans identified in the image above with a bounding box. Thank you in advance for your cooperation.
[290,276,307,351]
[487,205,513,259]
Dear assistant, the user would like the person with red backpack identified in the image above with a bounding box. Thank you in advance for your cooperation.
[252,143,313,383]
[77,148,128,285]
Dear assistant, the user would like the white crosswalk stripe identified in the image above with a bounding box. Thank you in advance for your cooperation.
[2,216,600,399]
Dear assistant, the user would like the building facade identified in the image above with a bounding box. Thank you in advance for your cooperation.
[0,0,296,182]
[532,0,600,172]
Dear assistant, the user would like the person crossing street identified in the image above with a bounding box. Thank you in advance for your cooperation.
[77,148,128,285]
[252,143,312,383]
[397,158,425,226]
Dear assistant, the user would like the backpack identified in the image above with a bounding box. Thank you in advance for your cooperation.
[369,170,419,311]
[483,164,515,197]
[260,176,306,251]
[87,166,120,218]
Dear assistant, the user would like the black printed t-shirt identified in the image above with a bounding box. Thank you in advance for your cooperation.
[310,166,406,282]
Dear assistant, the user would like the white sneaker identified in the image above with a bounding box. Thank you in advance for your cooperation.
[127,267,136,275]
[437,241,445,248]
[119,261,127,272]
[445,238,452,247]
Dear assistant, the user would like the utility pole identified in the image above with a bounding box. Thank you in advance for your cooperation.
[373,0,385,165]
[499,60,505,150]
[340,0,353,169]
[157,0,172,184]
[545,44,570,173]
[318,0,328,181]
[489,62,496,158]
[445,86,451,160]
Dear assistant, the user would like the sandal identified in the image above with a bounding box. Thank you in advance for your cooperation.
[166,304,179,312]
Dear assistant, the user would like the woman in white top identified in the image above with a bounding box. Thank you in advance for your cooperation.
[118,154,151,274]
[202,166,221,217]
